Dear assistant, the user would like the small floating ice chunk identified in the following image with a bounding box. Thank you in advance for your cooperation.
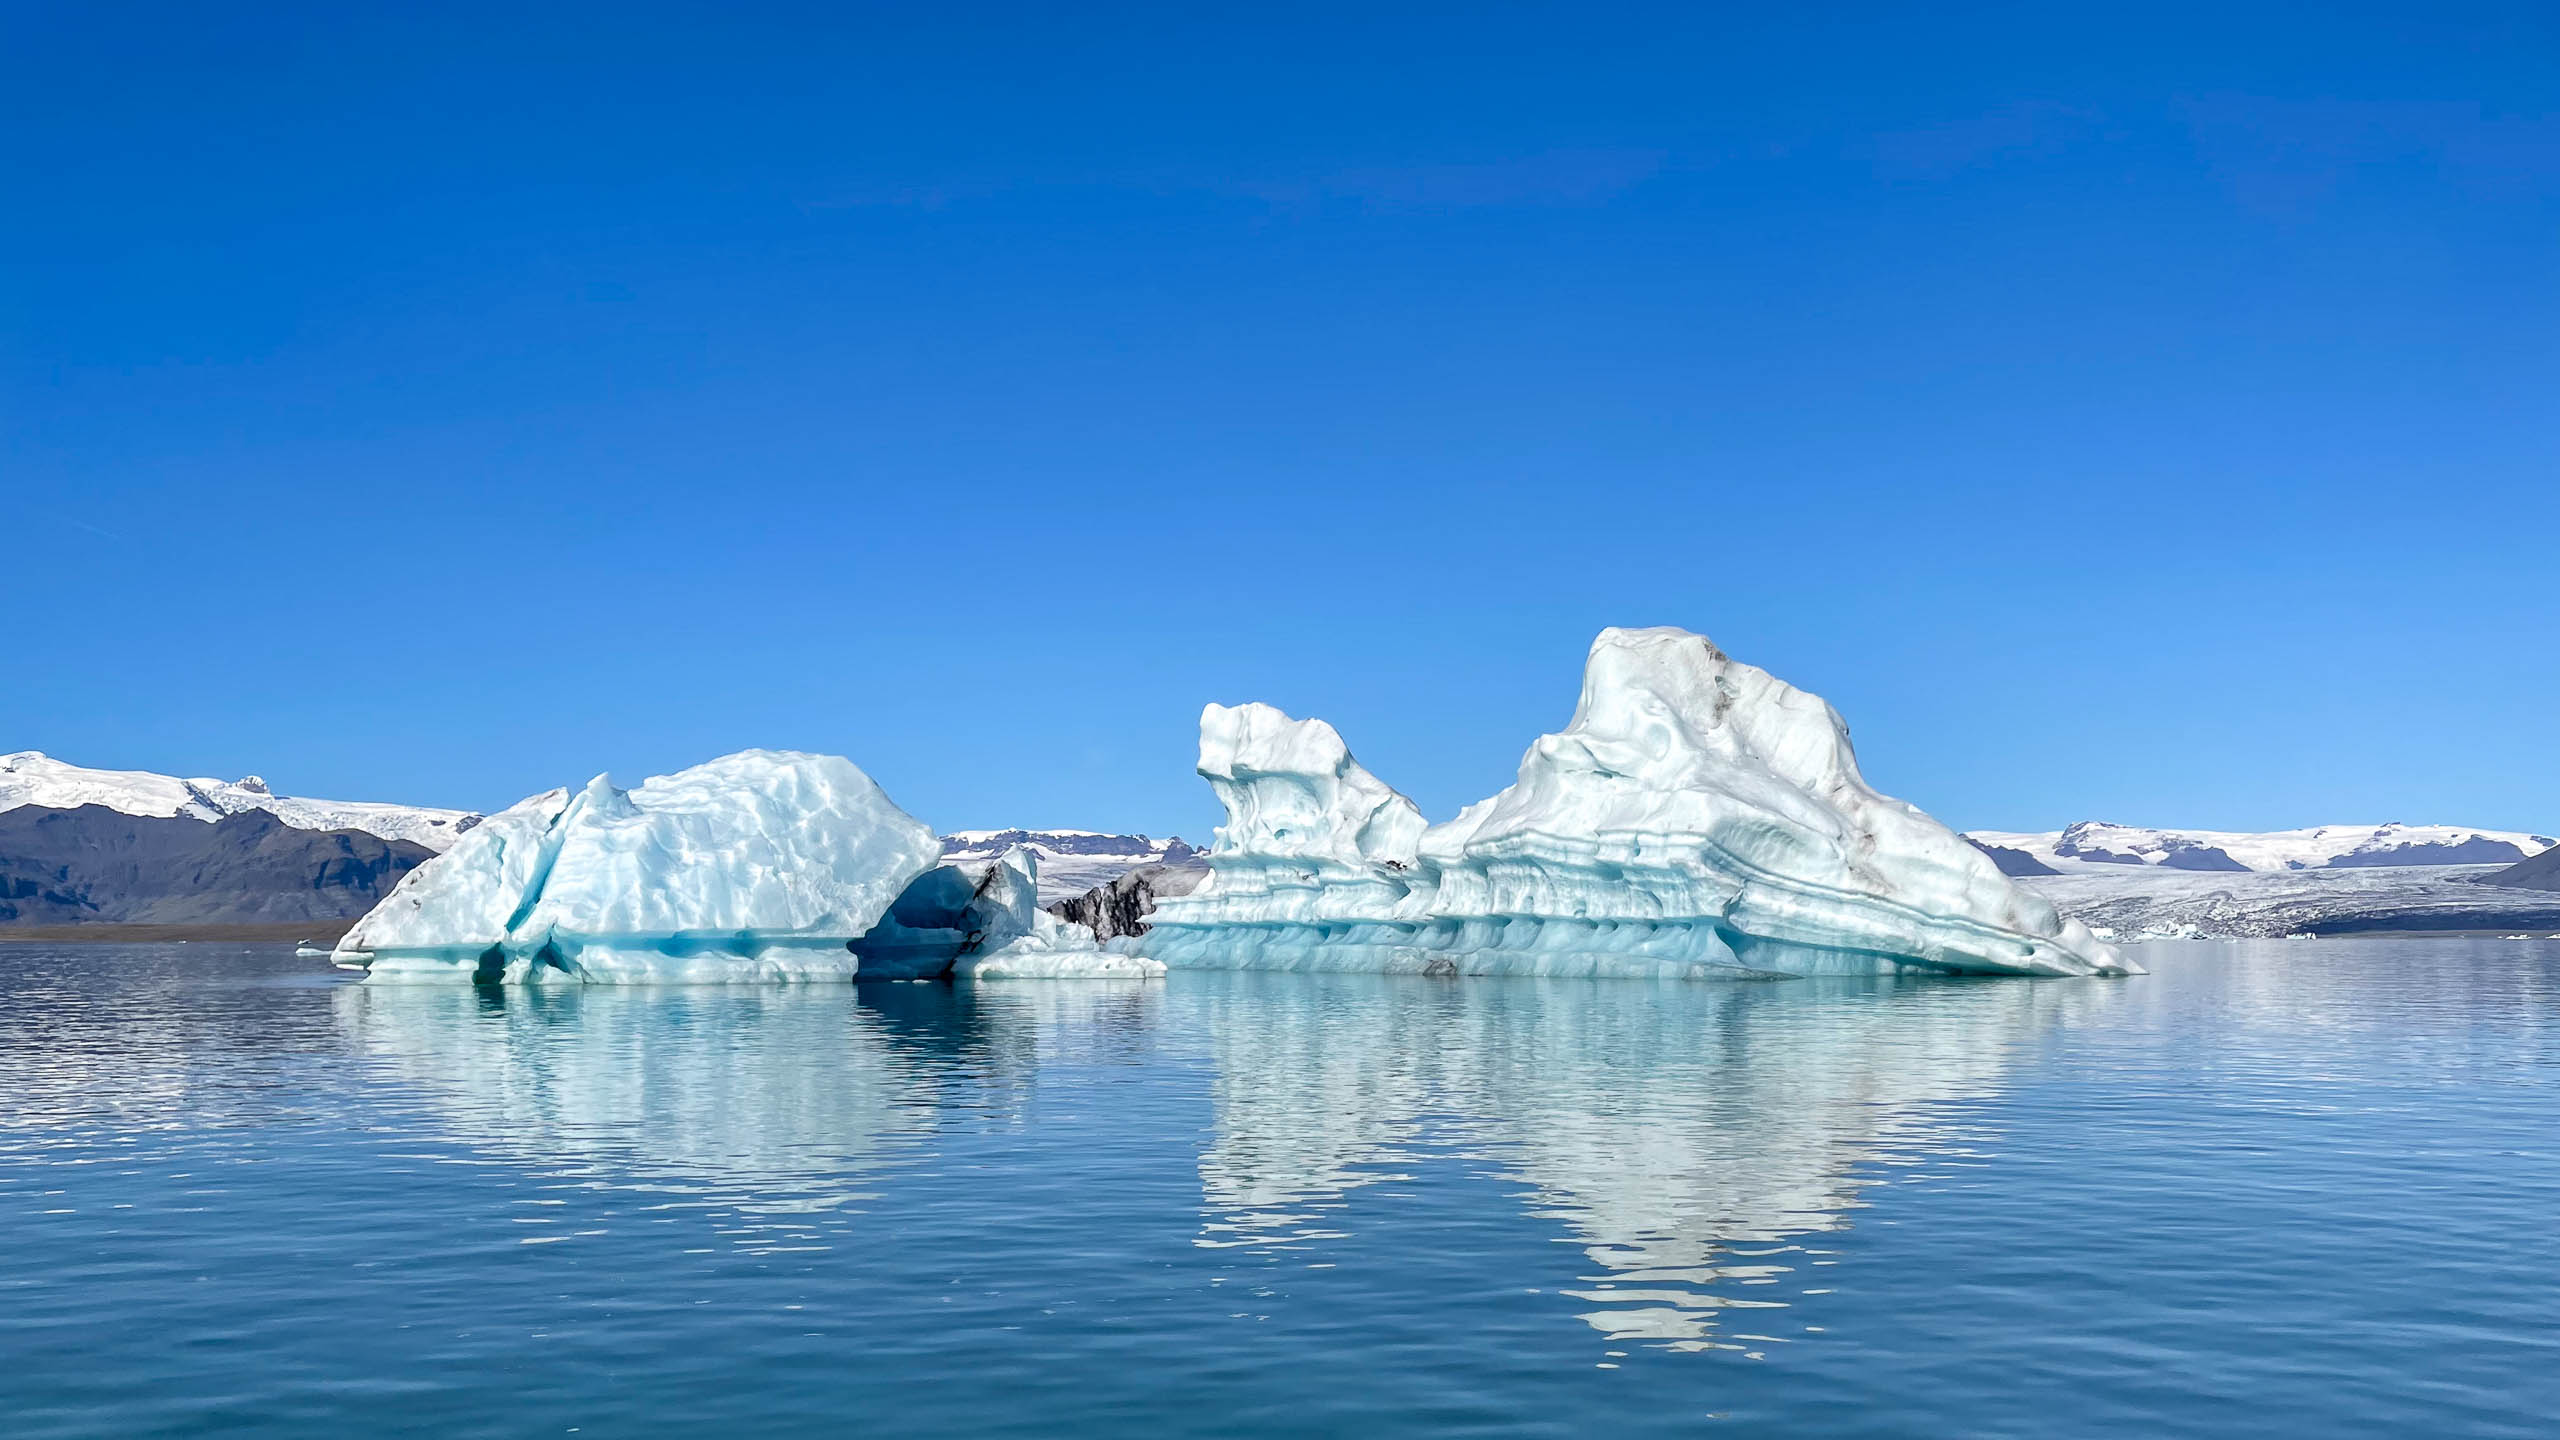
[950,848,1165,979]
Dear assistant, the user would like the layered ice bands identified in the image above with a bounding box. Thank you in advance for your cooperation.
[1139,627,2136,979]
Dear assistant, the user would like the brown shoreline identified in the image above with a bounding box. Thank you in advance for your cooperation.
[0,921,358,944]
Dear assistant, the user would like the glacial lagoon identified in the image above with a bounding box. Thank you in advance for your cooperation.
[4,940,2556,1437]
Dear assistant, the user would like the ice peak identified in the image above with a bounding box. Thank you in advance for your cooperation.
[1196,701,1425,870]
[1591,623,1729,663]
[575,771,640,821]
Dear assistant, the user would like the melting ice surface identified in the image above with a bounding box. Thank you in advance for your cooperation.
[1140,627,2131,978]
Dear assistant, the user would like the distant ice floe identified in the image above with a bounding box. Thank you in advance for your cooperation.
[332,750,1152,984]
[1137,627,2133,979]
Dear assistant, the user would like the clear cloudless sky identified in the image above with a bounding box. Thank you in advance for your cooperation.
[4,2,2556,839]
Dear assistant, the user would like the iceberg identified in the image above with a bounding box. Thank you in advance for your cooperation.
[334,749,1151,983]
[1137,627,2134,978]
[336,751,942,981]
[886,845,1165,980]
[944,848,1163,978]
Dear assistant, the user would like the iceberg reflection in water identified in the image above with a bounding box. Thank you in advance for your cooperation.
[12,940,2557,1437]
[336,965,2111,1350]
[1171,971,2119,1350]
[334,981,1159,1227]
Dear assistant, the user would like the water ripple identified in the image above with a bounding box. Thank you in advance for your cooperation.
[2,939,2556,1436]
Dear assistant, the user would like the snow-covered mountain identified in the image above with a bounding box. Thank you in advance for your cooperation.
[938,829,1203,905]
[1965,821,2556,875]
[1954,820,2560,938]
[0,806,434,926]
[2014,865,2560,941]
[0,751,481,852]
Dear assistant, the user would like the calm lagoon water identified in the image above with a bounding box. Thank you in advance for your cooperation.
[3,939,2556,1437]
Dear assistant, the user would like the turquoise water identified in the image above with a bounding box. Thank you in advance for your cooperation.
[3,940,2556,1437]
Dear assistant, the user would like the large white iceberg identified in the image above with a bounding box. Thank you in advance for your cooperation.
[336,750,942,981]
[334,749,1151,983]
[1137,627,2134,978]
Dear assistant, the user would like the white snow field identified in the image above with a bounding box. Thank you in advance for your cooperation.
[333,750,1142,983]
[1137,627,2134,979]
[0,750,482,851]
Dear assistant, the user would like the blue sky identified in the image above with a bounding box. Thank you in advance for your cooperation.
[6,2,2556,838]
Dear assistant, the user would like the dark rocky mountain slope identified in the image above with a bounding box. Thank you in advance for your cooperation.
[2480,846,2560,892]
[0,805,435,925]
[1963,837,2060,877]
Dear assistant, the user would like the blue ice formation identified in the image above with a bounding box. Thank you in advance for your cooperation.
[1135,627,2135,979]
[333,751,1153,983]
